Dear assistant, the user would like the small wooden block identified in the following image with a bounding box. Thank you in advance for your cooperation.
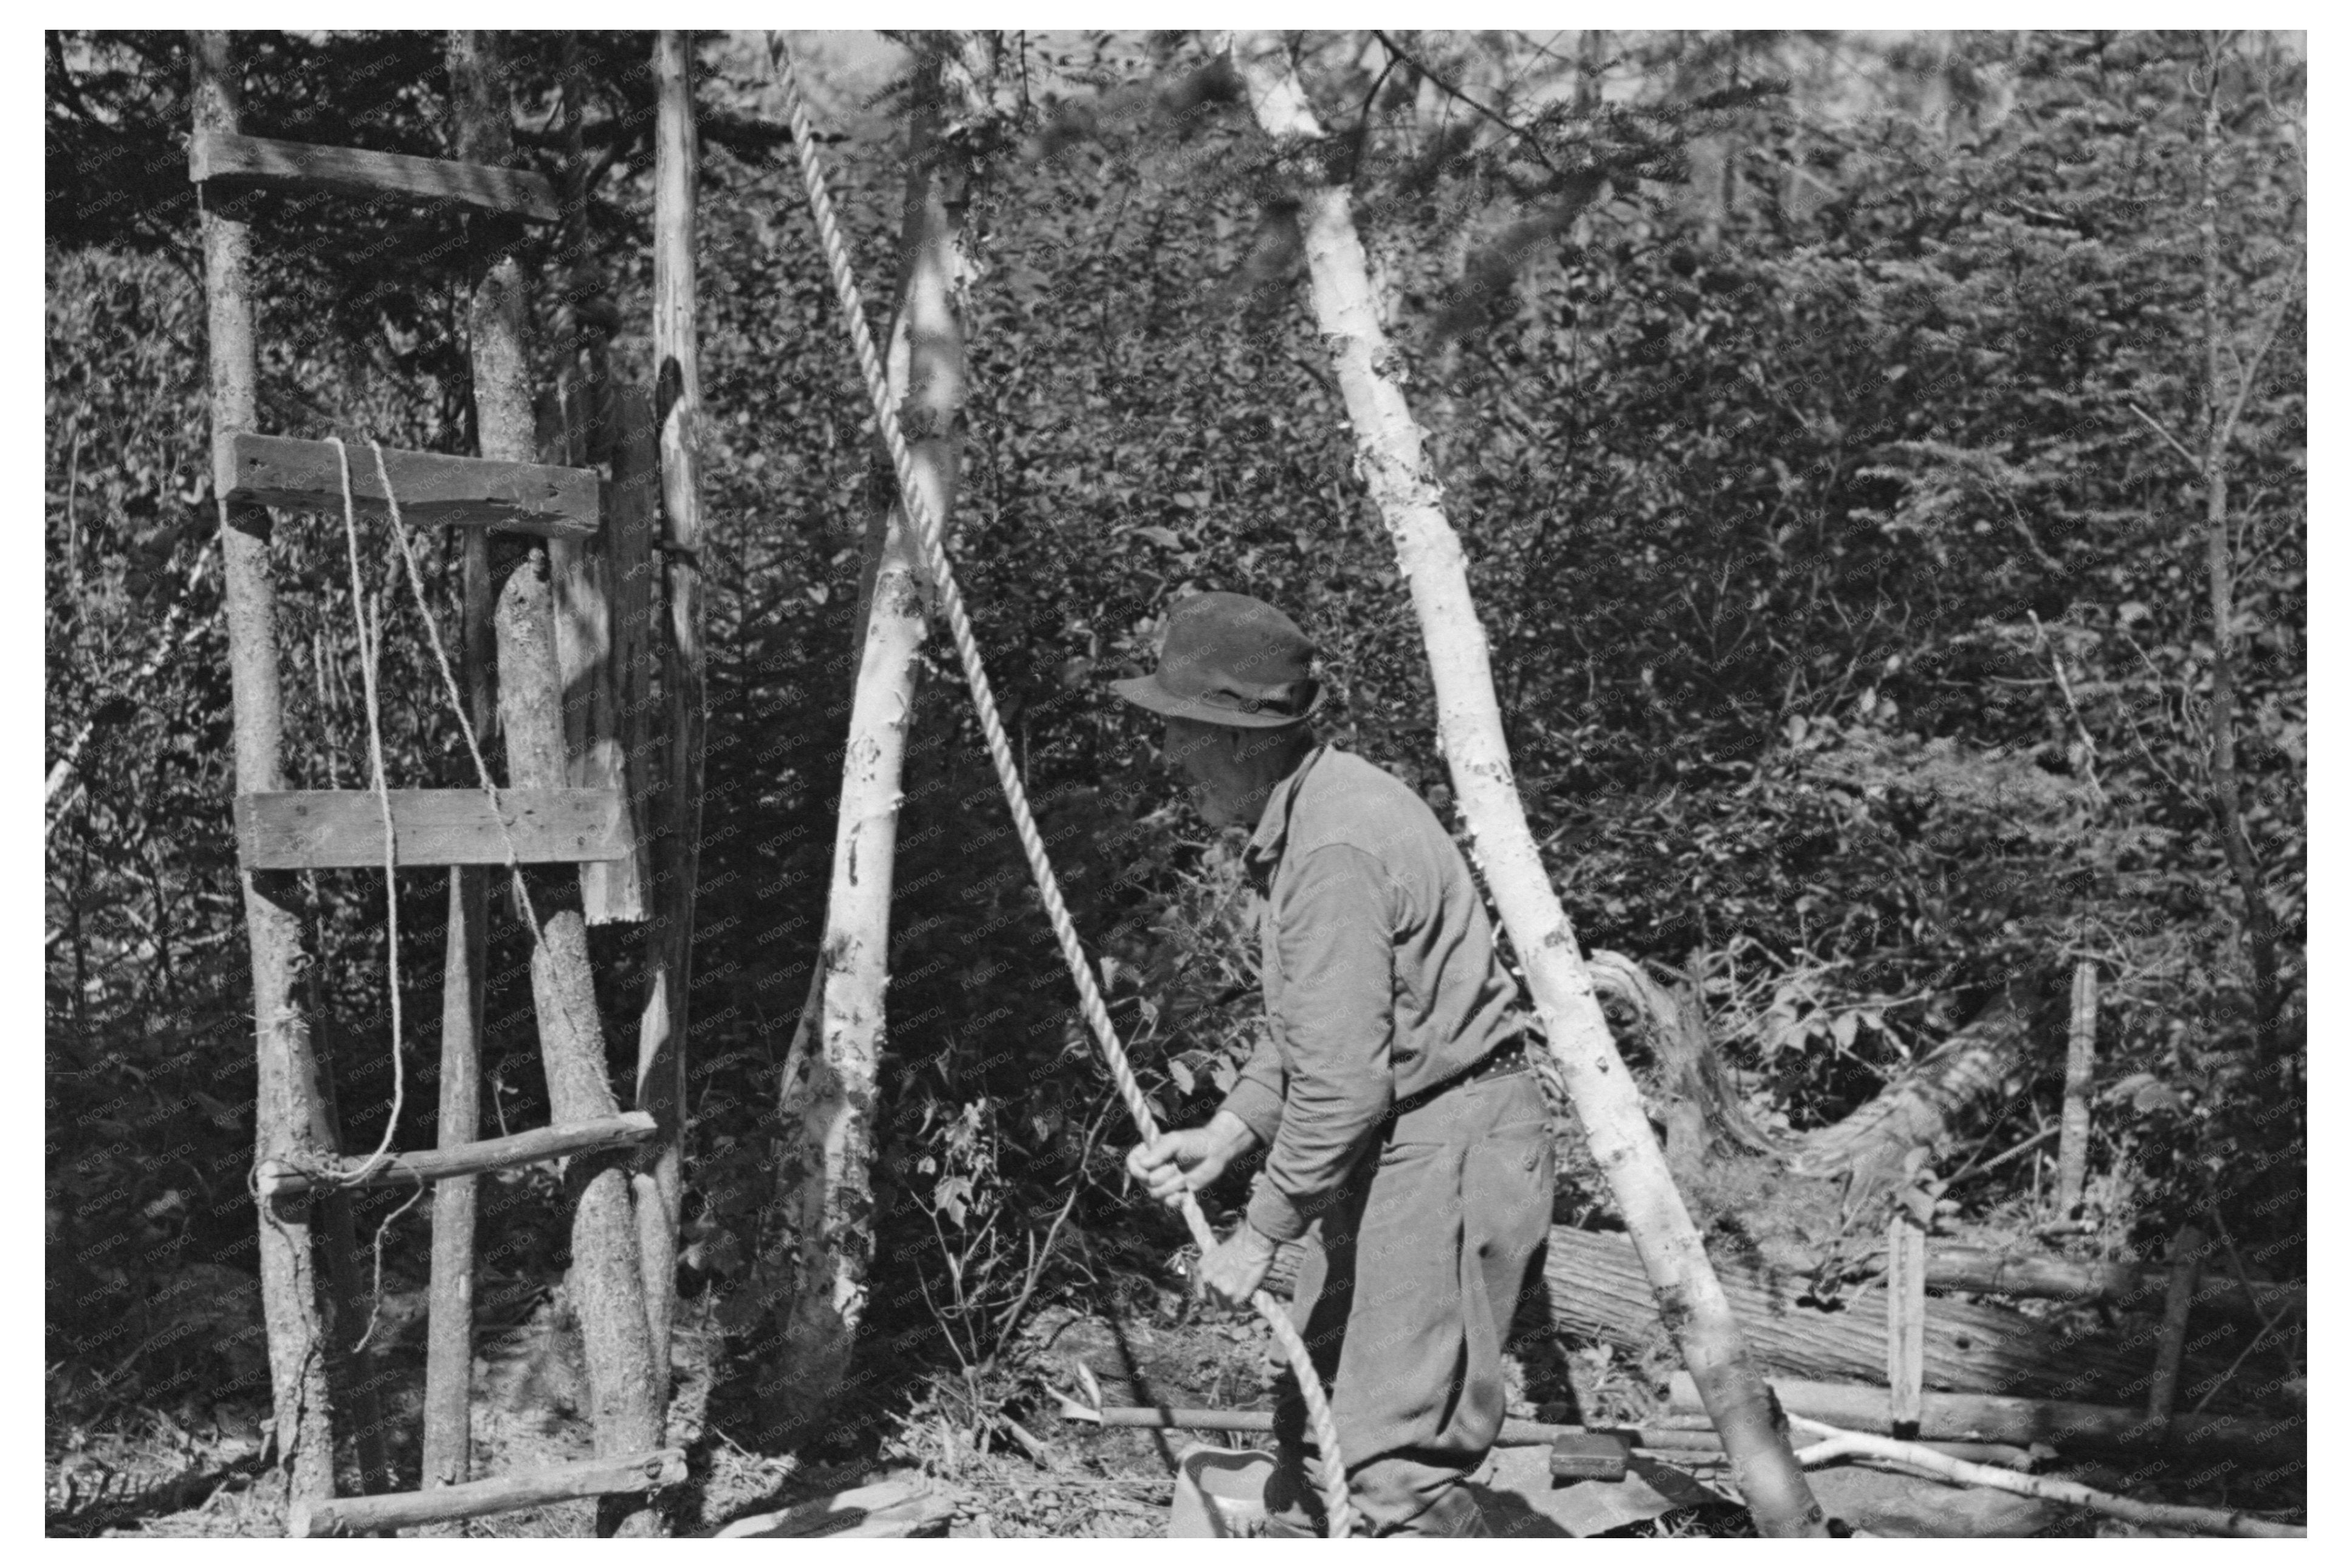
[225,433,599,539]
[1548,1431,1631,1483]
[190,130,560,222]
[1887,1216,1927,1437]
[235,789,627,870]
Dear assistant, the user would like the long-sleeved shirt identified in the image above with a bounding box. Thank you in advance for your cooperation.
[1218,746,1525,1243]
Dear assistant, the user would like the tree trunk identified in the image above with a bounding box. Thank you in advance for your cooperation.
[635,27,706,1420]
[1586,951,1777,1181]
[769,33,980,1438]
[1223,32,1826,1539]
[448,31,664,1537]
[2195,35,2280,1043]
[189,27,340,1514]
[1792,976,2048,1189]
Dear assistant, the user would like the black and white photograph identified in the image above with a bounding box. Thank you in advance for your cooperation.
[43,26,2309,1539]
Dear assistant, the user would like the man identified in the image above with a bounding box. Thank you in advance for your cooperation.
[1116,591,1554,1538]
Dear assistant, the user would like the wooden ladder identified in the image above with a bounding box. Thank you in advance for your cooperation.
[191,32,685,1538]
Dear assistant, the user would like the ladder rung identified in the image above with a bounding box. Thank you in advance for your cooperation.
[226,433,599,539]
[190,130,561,223]
[288,1448,684,1536]
[235,789,628,870]
[257,1112,659,1199]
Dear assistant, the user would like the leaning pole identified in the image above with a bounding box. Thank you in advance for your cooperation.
[1223,31,1827,1539]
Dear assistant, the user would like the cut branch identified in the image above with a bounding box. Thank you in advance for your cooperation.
[1789,1416,2301,1538]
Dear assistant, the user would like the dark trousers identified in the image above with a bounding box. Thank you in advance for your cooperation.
[1266,1070,1554,1536]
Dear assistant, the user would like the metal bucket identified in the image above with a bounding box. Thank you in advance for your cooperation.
[1167,1444,1278,1538]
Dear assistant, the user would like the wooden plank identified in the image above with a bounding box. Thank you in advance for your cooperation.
[258,1112,659,1198]
[235,789,626,870]
[288,1448,685,1536]
[546,393,648,924]
[1886,1216,1926,1439]
[225,433,597,539]
[190,129,560,223]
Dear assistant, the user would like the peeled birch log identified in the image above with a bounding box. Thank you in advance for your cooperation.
[1790,1417,2303,1539]
[1225,30,1824,1539]
[770,35,986,1435]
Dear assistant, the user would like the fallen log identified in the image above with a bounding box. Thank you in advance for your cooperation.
[1925,1246,2299,1329]
[1792,977,2046,1188]
[1535,1226,2220,1406]
[1665,1374,2305,1471]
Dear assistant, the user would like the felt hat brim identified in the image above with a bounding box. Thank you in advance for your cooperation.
[1111,672,1321,729]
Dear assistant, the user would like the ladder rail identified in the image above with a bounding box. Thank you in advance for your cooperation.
[186,29,676,1534]
[189,27,387,1510]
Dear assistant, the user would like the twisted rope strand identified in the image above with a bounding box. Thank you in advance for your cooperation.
[770,40,1355,1537]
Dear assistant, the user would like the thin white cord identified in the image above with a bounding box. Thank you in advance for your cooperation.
[328,436,404,1186]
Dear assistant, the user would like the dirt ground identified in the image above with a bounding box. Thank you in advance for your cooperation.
[46,1278,2283,1539]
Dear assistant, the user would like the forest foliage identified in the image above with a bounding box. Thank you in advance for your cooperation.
[46,29,2303,1446]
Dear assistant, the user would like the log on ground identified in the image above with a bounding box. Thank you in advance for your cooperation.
[1530,1225,2240,1407]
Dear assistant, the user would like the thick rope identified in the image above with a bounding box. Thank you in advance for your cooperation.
[770,40,1357,1537]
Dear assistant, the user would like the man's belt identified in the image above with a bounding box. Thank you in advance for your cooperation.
[1386,1038,1530,1123]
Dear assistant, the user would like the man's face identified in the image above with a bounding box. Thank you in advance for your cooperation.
[1163,716,1249,827]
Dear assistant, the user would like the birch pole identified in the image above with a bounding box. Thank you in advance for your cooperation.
[1223,32,1826,1538]
[769,33,983,1435]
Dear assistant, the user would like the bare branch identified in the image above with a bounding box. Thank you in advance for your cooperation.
[2125,401,2201,470]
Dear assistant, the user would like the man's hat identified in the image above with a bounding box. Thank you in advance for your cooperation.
[1112,591,1323,729]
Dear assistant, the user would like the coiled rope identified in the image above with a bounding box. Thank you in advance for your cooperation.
[270,438,581,1204]
[769,38,1357,1538]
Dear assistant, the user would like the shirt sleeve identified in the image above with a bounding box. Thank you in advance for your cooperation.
[1243,844,1397,1243]
[1218,1022,1288,1152]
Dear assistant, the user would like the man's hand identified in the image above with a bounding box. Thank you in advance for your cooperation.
[1126,1110,1259,1209]
[1197,1223,1277,1308]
